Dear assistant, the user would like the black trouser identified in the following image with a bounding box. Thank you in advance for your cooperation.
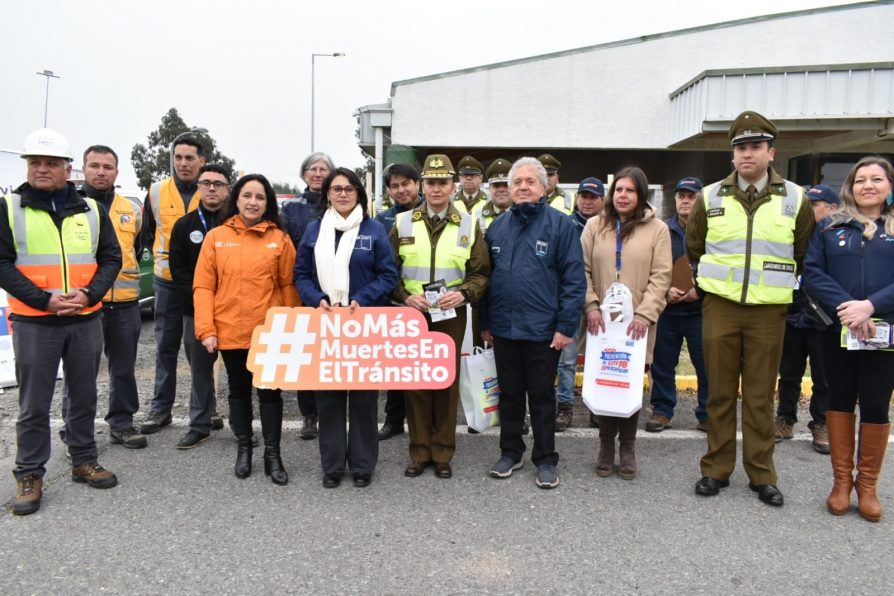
[382,390,406,427]
[297,390,317,418]
[493,336,561,466]
[316,390,378,475]
[776,324,828,426]
[819,329,894,424]
[221,349,281,426]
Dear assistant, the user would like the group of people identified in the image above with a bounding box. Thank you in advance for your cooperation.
[4,110,892,522]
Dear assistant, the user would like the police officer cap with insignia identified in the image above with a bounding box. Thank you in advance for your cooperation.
[421,154,456,179]
[729,111,778,145]
[486,158,511,184]
[457,156,483,176]
[537,154,561,173]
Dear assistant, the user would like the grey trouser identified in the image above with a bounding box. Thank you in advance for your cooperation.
[13,317,103,479]
[151,281,188,415]
[183,315,218,434]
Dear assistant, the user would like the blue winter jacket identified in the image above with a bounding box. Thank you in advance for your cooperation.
[480,199,586,341]
[294,217,398,307]
[281,190,323,250]
[803,216,894,323]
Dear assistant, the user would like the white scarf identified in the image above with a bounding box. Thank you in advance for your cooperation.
[315,205,363,306]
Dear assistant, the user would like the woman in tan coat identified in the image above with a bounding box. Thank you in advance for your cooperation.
[581,166,672,480]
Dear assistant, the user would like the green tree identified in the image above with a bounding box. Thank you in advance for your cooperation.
[272,182,300,195]
[130,108,236,190]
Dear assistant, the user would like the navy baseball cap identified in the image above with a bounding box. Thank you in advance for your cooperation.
[807,184,840,205]
[675,177,704,193]
[577,177,605,196]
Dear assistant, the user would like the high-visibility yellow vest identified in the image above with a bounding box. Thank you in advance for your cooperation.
[548,189,573,214]
[104,193,142,302]
[452,190,487,216]
[396,210,473,296]
[149,178,200,280]
[476,205,505,234]
[4,193,102,317]
[696,180,803,304]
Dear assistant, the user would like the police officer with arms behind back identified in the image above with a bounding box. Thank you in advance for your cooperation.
[687,111,815,507]
[3,129,122,516]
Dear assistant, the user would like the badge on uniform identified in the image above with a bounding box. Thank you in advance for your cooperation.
[189,230,204,244]
[399,237,415,246]
[459,235,469,248]
[120,214,132,224]
[763,261,794,273]
[707,208,725,217]
[535,240,549,257]
[356,235,372,250]
[491,246,501,254]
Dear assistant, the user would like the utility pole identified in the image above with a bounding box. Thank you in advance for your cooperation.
[35,69,61,127]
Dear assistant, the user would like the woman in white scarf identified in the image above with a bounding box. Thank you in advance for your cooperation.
[294,168,399,488]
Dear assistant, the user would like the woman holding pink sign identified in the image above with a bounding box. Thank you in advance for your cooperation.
[294,168,398,488]
[581,166,672,480]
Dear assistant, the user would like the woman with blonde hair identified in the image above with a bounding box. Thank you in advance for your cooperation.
[804,156,894,522]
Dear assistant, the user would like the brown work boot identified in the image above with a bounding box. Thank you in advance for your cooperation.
[595,416,618,477]
[555,403,573,432]
[826,411,856,516]
[618,411,640,480]
[774,416,794,442]
[12,474,43,516]
[811,422,830,454]
[645,412,672,433]
[71,462,118,489]
[855,421,891,523]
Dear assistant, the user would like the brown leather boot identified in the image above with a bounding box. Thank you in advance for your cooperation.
[555,403,573,432]
[595,416,618,477]
[618,411,640,480]
[855,421,891,522]
[825,411,856,515]
[12,474,43,516]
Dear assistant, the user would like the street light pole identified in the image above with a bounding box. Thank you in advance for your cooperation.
[310,52,345,152]
[35,69,61,127]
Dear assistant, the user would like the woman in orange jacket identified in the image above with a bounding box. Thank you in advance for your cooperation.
[194,174,301,484]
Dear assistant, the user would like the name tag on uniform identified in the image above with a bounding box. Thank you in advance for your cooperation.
[763,262,795,273]
[707,208,725,217]
[355,235,372,250]
[399,237,415,246]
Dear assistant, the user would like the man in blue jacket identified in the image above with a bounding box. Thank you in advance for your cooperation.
[480,157,586,489]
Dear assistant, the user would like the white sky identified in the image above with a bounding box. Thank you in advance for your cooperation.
[0,0,868,190]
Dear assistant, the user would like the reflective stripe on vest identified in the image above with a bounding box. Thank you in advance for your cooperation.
[105,193,142,302]
[150,178,200,280]
[697,180,802,304]
[397,211,473,295]
[4,193,101,317]
[548,189,572,215]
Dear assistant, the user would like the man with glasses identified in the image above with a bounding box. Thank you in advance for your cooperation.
[141,134,205,434]
[170,164,230,449]
[452,156,488,215]
[375,163,423,441]
[539,154,573,215]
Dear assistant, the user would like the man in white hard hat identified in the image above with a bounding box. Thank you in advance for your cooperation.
[0,128,122,515]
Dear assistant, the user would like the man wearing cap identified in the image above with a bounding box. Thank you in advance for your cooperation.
[375,163,423,441]
[1,129,122,515]
[481,157,585,489]
[141,134,206,434]
[646,177,709,434]
[555,177,605,431]
[687,111,815,507]
[476,159,513,234]
[539,154,573,215]
[391,154,490,478]
[453,156,488,215]
[774,184,838,453]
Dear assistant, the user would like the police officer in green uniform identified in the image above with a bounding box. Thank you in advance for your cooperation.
[476,158,513,234]
[453,156,488,215]
[391,154,490,478]
[686,111,815,507]
[538,154,573,214]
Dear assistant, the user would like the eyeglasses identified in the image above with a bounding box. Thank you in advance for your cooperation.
[329,186,357,196]
[197,180,228,189]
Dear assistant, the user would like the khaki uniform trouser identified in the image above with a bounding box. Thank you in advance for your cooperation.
[699,294,787,485]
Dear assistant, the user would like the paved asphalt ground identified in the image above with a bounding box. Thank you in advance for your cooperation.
[0,317,892,594]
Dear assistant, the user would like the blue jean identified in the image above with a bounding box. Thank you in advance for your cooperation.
[649,313,708,421]
[555,317,582,405]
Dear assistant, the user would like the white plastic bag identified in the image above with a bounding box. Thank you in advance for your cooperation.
[459,346,501,432]
[582,283,646,418]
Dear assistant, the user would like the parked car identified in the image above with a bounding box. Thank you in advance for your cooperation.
[118,189,155,313]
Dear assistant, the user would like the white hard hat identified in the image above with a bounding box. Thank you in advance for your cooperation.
[21,128,73,161]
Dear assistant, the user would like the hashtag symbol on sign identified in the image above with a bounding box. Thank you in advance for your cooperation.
[254,312,316,385]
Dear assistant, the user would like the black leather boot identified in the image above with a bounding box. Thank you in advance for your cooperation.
[229,397,253,479]
[260,400,288,485]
